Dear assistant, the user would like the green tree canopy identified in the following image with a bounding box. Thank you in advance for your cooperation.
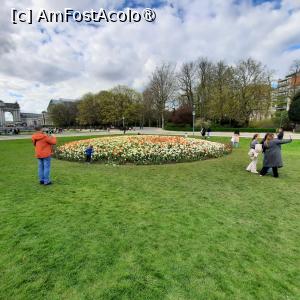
[77,93,102,126]
[289,90,300,123]
[76,87,144,126]
[49,102,78,127]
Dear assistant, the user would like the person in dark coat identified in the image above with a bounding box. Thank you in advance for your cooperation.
[261,133,268,153]
[201,127,207,139]
[277,127,284,140]
[260,133,292,178]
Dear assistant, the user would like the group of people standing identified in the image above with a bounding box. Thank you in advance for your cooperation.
[200,127,211,139]
[30,125,293,185]
[246,128,293,178]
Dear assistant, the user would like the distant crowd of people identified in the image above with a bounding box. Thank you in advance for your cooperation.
[43,127,64,134]
[1,128,21,135]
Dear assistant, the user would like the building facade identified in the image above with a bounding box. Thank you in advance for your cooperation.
[0,98,77,128]
[20,113,43,127]
[47,98,77,111]
[272,72,300,112]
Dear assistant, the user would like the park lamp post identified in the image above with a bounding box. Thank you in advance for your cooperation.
[122,116,125,134]
[192,104,196,137]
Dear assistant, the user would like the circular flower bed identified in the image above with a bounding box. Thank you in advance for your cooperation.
[55,135,231,165]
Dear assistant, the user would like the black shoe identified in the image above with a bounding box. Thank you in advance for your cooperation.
[44,182,52,186]
[40,181,44,184]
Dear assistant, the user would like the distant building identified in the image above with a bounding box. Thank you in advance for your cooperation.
[20,113,44,127]
[1,98,77,128]
[47,98,77,111]
[272,72,300,112]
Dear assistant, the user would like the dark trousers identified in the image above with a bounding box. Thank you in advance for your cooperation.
[260,167,278,177]
[86,155,92,162]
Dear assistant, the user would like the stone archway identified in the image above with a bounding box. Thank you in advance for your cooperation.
[0,100,21,126]
[4,112,14,122]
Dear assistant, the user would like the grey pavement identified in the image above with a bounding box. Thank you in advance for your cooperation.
[0,127,299,141]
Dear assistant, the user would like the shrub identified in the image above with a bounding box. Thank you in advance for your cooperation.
[164,123,276,133]
[164,123,199,131]
[210,127,276,133]
[195,118,211,129]
[170,105,193,125]
[249,118,278,129]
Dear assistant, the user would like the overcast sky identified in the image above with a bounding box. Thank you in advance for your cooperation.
[0,0,300,113]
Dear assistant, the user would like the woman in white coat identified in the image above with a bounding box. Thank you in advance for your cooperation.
[246,134,261,173]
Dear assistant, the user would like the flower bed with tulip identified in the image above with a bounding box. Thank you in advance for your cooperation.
[55,135,231,165]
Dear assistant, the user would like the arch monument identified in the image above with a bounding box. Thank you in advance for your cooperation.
[0,100,21,126]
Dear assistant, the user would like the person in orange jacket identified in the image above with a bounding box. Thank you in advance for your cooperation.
[32,126,57,185]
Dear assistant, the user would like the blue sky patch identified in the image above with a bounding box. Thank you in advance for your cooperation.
[234,0,281,9]
[121,0,166,9]
[286,44,300,51]
[9,91,23,99]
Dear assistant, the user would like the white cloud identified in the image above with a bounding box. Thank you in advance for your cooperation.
[0,0,300,112]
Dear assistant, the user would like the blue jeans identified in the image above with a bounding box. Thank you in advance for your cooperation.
[38,157,51,184]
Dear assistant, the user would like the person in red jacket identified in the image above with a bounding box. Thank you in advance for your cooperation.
[32,126,57,185]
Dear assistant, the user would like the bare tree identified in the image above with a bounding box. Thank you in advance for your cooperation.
[289,59,300,97]
[149,63,176,129]
[289,59,300,74]
[142,87,157,127]
[233,58,272,125]
[110,85,142,103]
[210,61,235,122]
[177,62,197,108]
[195,58,214,118]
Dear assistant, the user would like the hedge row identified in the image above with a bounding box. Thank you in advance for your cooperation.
[164,123,276,133]
[210,127,276,133]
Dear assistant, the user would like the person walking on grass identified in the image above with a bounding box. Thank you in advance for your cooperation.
[277,127,284,140]
[85,145,94,163]
[201,127,207,139]
[32,126,57,185]
[207,127,211,138]
[260,133,292,178]
[246,134,261,174]
[231,130,240,148]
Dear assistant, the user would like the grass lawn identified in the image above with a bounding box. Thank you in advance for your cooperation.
[0,136,299,300]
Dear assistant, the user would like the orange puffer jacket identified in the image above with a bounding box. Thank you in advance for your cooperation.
[32,132,57,158]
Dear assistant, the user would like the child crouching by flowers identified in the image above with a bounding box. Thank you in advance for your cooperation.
[85,145,94,163]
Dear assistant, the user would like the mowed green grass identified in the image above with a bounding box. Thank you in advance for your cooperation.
[0,136,299,300]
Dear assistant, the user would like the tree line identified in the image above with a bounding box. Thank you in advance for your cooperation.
[49,86,145,128]
[49,57,296,128]
[145,57,272,128]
